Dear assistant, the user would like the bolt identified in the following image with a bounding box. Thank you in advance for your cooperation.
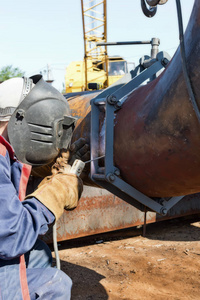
[16,109,25,117]
[107,95,117,105]
[162,58,169,66]
[106,173,115,182]
[114,169,120,176]
[115,101,122,109]
[160,207,167,215]
[16,109,25,121]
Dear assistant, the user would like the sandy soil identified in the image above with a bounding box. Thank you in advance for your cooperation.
[52,215,200,300]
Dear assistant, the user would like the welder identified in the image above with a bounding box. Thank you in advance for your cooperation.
[0,75,87,299]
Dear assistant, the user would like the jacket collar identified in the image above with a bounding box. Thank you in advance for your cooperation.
[0,135,16,160]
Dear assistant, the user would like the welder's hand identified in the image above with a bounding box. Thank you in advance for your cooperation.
[51,149,71,175]
[69,138,90,165]
[31,152,71,178]
[31,138,90,178]
[25,173,83,221]
[51,138,90,175]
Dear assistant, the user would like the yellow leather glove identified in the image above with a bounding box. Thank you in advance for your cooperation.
[52,138,90,175]
[25,173,83,221]
[51,149,71,175]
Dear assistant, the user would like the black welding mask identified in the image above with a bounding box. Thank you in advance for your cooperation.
[8,75,76,166]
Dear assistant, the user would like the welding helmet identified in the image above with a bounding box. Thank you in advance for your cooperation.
[7,74,76,166]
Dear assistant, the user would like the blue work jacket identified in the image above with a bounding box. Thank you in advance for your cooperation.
[0,135,55,299]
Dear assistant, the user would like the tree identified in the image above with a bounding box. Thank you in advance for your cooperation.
[0,65,25,81]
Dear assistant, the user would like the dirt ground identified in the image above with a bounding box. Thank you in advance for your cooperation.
[52,214,200,300]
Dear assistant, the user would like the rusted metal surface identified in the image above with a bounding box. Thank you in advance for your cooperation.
[44,0,200,243]
[42,186,200,243]
[68,92,98,143]
[115,1,200,197]
[57,187,151,242]
[68,0,200,198]
[114,1,200,197]
[115,0,200,197]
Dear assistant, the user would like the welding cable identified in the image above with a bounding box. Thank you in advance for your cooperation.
[52,156,105,270]
[146,0,160,6]
[146,0,168,6]
[176,0,200,123]
[53,222,61,270]
[141,0,157,17]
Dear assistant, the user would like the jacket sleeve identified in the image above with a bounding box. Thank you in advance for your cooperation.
[0,152,55,260]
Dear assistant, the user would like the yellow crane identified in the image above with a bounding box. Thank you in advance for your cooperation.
[65,0,128,93]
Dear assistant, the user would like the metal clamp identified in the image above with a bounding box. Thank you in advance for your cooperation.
[90,53,184,216]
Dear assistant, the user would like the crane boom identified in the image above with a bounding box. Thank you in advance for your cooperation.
[81,0,108,90]
[65,0,129,93]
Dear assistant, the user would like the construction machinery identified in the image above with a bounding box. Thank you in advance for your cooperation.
[65,0,130,93]
[43,0,200,243]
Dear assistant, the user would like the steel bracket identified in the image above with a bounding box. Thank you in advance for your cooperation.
[90,54,184,216]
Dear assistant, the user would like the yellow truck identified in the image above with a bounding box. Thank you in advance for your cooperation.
[65,56,128,93]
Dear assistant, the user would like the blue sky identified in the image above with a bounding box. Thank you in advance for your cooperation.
[0,0,195,91]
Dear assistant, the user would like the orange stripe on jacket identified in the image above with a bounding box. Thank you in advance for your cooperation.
[19,163,32,300]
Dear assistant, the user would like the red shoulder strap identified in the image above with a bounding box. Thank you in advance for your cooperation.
[19,255,31,300]
[19,163,32,202]
[18,157,32,300]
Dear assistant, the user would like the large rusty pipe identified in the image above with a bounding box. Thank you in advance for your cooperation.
[68,0,200,197]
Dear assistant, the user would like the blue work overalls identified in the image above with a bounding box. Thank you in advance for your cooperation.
[0,135,72,300]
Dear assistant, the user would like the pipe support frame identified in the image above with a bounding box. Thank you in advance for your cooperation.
[90,55,184,215]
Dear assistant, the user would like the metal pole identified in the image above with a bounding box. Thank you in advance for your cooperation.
[150,38,160,59]
[104,0,109,88]
[97,40,152,46]
[81,0,88,91]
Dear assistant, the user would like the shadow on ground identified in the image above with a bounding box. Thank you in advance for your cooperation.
[53,259,108,300]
